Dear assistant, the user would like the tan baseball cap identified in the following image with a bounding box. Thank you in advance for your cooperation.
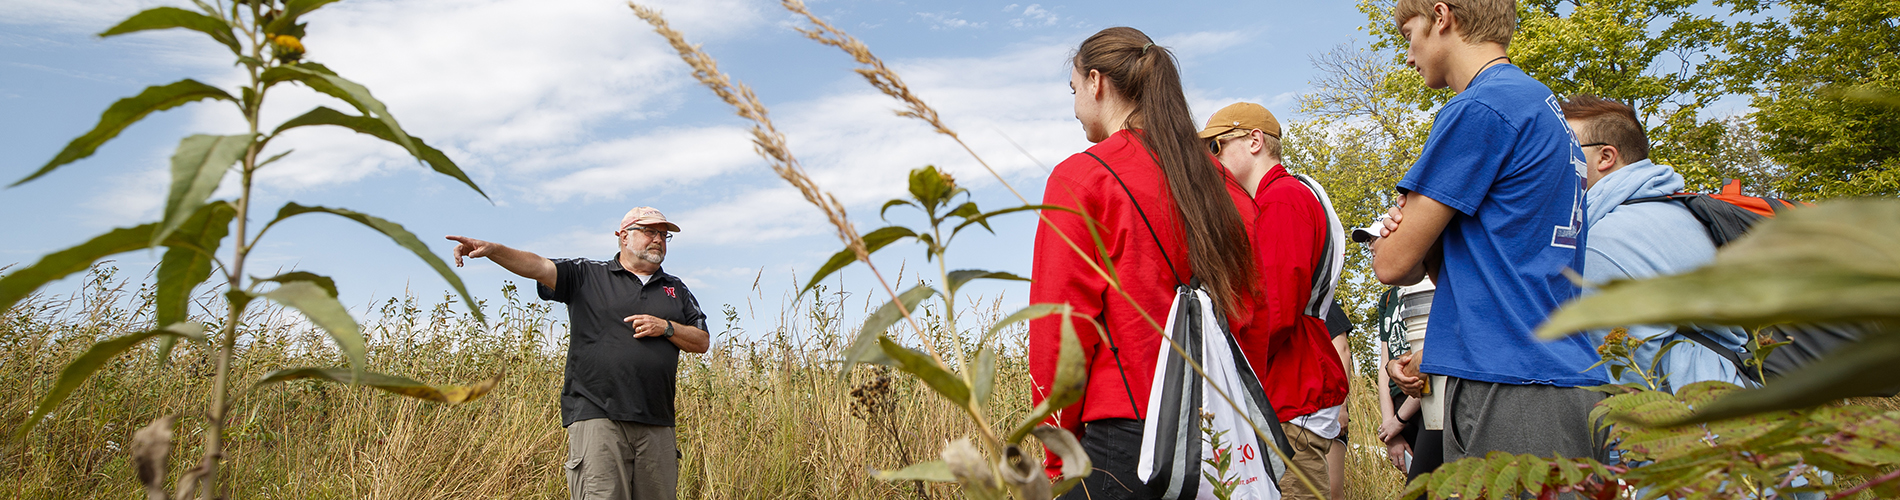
[1197,102,1282,140]
[619,206,681,233]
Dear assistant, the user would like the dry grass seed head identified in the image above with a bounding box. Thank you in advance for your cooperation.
[630,2,868,261]
[781,0,952,137]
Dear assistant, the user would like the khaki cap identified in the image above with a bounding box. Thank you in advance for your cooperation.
[619,206,681,233]
[1197,102,1282,140]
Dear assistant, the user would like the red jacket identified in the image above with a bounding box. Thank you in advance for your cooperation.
[1239,165,1348,421]
[1029,130,1255,475]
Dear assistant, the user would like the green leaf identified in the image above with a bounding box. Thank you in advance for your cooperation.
[254,367,500,404]
[14,323,205,438]
[971,344,997,410]
[946,269,1029,296]
[798,225,917,298]
[951,204,1068,238]
[908,166,953,209]
[272,106,487,200]
[1487,453,1521,500]
[264,281,365,375]
[879,199,916,220]
[872,460,955,482]
[839,284,936,375]
[155,134,251,245]
[879,336,971,410]
[0,224,158,314]
[946,200,982,224]
[1538,199,1900,338]
[1520,457,1552,492]
[1399,473,1429,500]
[265,203,484,324]
[99,7,240,54]
[261,63,417,156]
[265,0,343,36]
[153,201,235,366]
[982,303,1062,346]
[1009,307,1084,443]
[1459,456,1491,500]
[17,79,234,186]
[1672,331,1900,424]
[258,271,338,298]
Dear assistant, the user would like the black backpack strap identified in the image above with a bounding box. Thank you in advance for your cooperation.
[1080,151,1158,416]
[1622,195,1676,205]
[1085,152,1186,288]
[1676,328,1764,385]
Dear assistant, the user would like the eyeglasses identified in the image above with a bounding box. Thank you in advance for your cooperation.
[1578,142,1610,148]
[624,226,674,241]
[1208,129,1250,155]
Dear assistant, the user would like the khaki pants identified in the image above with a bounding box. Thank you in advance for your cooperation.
[566,419,678,500]
[1278,422,1332,500]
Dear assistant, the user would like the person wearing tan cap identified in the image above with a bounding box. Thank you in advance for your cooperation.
[1201,102,1350,500]
[446,206,707,500]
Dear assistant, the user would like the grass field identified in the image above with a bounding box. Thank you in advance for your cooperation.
[2,264,1412,499]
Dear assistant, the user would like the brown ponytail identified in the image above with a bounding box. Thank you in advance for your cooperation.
[1074,27,1258,316]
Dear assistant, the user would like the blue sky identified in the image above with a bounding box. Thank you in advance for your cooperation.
[1,0,1380,342]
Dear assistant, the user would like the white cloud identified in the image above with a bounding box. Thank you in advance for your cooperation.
[1007,4,1060,28]
[528,126,761,202]
[0,0,170,32]
[68,0,765,214]
[1158,30,1256,57]
[916,12,984,30]
[669,41,1087,245]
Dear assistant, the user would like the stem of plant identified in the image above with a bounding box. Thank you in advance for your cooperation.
[198,4,265,496]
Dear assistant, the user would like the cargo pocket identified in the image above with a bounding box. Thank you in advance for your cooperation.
[564,457,584,499]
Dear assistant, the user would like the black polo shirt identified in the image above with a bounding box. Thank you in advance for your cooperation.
[538,254,707,427]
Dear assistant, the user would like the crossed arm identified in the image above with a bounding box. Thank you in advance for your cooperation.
[1369,192,1456,286]
[1369,192,1457,397]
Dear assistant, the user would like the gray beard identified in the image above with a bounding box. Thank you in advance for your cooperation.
[637,248,666,265]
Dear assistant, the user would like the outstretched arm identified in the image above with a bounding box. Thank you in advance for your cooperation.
[445,235,557,289]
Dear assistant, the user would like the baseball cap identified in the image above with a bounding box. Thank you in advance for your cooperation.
[1197,102,1282,140]
[620,206,681,233]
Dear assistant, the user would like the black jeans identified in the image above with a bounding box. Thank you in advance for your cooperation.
[1058,418,1153,500]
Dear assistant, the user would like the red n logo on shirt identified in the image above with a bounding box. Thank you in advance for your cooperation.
[663,286,677,298]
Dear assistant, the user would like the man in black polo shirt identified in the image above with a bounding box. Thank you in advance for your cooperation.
[447,206,709,500]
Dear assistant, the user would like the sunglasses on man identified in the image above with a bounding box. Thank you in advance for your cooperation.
[1208,129,1251,155]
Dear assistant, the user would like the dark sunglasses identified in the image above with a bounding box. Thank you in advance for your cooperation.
[1208,129,1250,155]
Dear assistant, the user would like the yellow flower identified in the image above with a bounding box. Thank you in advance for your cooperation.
[272,34,303,53]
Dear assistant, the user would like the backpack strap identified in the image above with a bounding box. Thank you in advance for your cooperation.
[1082,151,1164,416]
[1677,328,1764,385]
[1085,152,1186,287]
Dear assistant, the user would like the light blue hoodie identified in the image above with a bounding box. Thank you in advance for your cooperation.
[1582,159,1756,391]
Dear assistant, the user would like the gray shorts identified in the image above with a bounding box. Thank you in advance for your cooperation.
[567,418,678,500]
[1442,376,1606,464]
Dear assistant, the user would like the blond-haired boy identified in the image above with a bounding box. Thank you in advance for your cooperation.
[1370,0,1610,471]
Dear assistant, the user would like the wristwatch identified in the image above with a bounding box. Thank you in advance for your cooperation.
[662,320,675,338]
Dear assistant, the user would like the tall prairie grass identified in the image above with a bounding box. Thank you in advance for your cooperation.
[1,264,1061,499]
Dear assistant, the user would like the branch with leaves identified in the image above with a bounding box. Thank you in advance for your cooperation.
[1,2,501,498]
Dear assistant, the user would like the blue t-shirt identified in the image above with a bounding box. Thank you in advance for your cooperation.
[1397,64,1607,387]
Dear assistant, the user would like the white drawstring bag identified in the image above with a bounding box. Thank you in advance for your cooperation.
[1137,284,1291,500]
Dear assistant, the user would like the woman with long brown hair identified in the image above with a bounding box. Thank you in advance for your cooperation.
[1028,26,1259,499]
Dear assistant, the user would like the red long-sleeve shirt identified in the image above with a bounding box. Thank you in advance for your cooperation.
[1028,130,1255,475]
[1239,164,1348,422]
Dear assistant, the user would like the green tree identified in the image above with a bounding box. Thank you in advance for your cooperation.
[1286,44,1431,376]
[1725,0,1900,199]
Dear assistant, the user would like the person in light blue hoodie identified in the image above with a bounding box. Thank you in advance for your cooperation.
[1560,94,1756,392]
